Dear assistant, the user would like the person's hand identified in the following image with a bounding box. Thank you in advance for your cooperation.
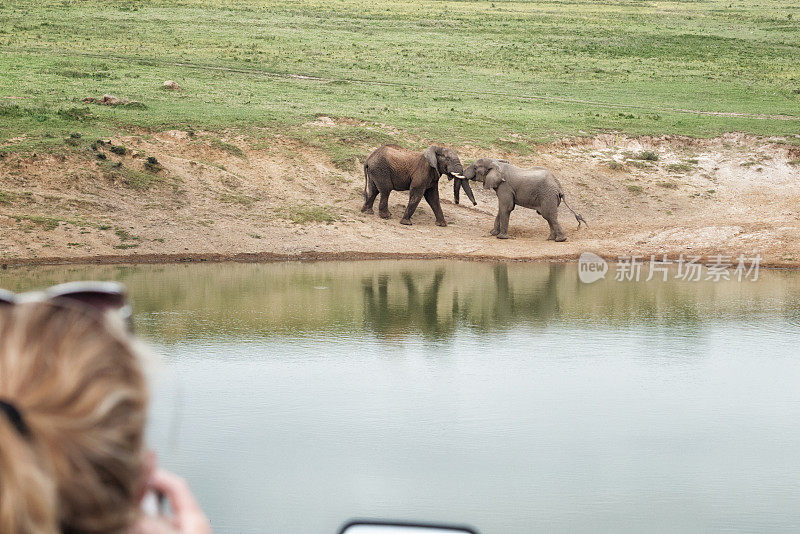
[131,469,211,534]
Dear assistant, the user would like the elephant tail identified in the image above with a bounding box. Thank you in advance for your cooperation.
[559,193,587,229]
[363,162,369,197]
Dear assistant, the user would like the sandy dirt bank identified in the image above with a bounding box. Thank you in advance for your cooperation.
[1,126,799,267]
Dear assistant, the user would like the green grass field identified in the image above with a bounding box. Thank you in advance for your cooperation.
[1,0,799,152]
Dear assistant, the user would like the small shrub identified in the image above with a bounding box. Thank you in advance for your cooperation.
[606,160,625,171]
[626,185,643,194]
[667,163,692,173]
[636,150,659,161]
[657,181,678,189]
[144,156,162,173]
[109,145,126,155]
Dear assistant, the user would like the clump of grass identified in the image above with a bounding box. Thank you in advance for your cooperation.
[109,145,126,155]
[606,160,625,171]
[788,159,800,166]
[114,228,139,241]
[667,163,692,173]
[494,138,536,155]
[219,193,255,206]
[657,180,678,189]
[113,243,139,249]
[292,125,393,171]
[124,168,159,189]
[208,137,245,158]
[100,161,160,189]
[628,160,651,169]
[635,150,659,161]
[626,184,643,194]
[280,204,338,224]
[55,68,112,80]
[0,190,16,203]
[11,214,62,230]
[56,107,93,122]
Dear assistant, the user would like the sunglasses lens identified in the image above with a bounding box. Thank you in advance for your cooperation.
[56,291,126,311]
[46,282,131,326]
[1,283,132,331]
[0,289,15,306]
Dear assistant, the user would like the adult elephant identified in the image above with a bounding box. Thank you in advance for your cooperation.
[464,158,586,241]
[361,144,466,226]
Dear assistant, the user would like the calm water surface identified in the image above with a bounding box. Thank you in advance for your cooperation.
[4,261,800,533]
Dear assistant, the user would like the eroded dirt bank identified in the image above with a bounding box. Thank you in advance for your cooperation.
[1,127,799,267]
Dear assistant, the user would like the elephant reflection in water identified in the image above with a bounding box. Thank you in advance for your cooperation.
[485,263,563,329]
[361,268,457,340]
[360,264,566,340]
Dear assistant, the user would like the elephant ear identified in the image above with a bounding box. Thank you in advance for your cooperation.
[424,146,439,173]
[484,164,505,190]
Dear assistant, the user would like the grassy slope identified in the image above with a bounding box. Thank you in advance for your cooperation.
[1,0,799,152]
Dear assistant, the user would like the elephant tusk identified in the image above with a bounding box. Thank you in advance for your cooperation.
[451,172,465,179]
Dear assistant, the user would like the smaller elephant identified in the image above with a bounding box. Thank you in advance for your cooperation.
[464,158,586,241]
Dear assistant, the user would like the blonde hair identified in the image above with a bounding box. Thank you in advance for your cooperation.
[0,302,148,534]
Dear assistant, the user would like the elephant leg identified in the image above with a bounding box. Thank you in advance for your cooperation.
[400,187,425,225]
[361,178,379,214]
[496,207,512,239]
[461,178,477,206]
[453,179,461,205]
[490,212,501,236]
[424,186,447,227]
[542,207,567,242]
[378,190,391,219]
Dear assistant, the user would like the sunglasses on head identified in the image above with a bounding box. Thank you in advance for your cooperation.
[0,281,132,327]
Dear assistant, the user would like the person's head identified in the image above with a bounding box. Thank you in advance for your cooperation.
[0,301,148,533]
